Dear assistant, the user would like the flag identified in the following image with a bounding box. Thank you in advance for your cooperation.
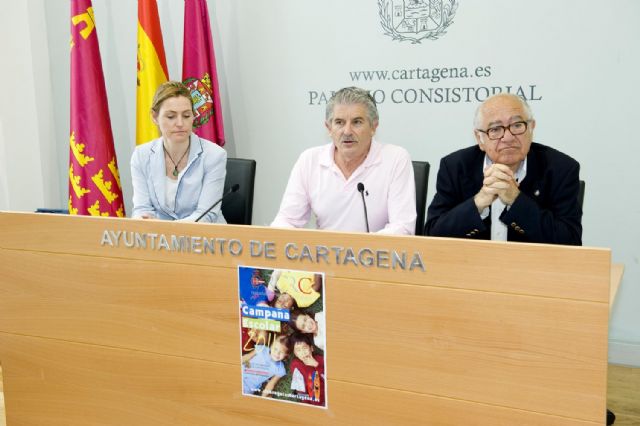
[69,0,125,217]
[136,0,168,145]
[182,0,225,146]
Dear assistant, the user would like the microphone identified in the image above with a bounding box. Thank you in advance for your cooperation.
[195,184,240,222]
[357,182,370,233]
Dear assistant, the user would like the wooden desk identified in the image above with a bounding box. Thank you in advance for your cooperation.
[0,212,614,425]
[610,263,624,309]
[0,365,4,426]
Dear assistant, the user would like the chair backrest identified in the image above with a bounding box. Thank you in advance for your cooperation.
[412,160,430,235]
[221,158,256,225]
[35,208,69,214]
[578,179,585,209]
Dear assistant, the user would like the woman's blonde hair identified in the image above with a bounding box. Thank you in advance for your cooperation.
[150,81,194,115]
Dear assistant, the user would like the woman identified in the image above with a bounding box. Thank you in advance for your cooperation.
[130,81,227,222]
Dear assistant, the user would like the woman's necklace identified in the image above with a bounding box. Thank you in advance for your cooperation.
[163,143,189,177]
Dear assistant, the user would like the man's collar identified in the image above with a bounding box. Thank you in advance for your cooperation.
[321,139,381,168]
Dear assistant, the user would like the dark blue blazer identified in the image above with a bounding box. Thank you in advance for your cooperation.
[425,142,582,245]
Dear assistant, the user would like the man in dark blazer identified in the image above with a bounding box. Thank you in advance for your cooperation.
[425,93,582,245]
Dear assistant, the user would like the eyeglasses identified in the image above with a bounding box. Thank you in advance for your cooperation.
[476,120,531,140]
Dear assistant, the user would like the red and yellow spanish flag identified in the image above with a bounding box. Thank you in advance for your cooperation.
[136,0,168,145]
[69,0,125,217]
[182,0,225,146]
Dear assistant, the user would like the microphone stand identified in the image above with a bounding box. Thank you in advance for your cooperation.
[357,182,370,233]
[195,184,239,222]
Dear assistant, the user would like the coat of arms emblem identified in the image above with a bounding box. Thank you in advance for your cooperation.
[183,74,214,129]
[379,0,458,44]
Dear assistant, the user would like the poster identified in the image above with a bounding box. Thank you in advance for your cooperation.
[238,265,327,408]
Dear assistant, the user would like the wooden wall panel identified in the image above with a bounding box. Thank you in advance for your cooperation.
[0,248,608,418]
[328,280,608,419]
[0,212,610,425]
[0,336,602,426]
[0,249,239,360]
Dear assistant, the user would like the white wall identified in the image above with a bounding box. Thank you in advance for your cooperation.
[0,0,60,211]
[1,0,639,365]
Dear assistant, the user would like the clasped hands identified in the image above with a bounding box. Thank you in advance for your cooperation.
[474,164,520,213]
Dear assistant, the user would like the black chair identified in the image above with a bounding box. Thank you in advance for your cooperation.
[412,161,430,235]
[221,158,256,225]
[578,179,585,209]
[35,208,69,214]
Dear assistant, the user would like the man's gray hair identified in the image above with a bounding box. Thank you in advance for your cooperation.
[473,93,534,129]
[325,87,379,124]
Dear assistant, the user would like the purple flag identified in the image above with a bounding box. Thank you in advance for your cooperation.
[69,0,125,217]
[182,0,225,146]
